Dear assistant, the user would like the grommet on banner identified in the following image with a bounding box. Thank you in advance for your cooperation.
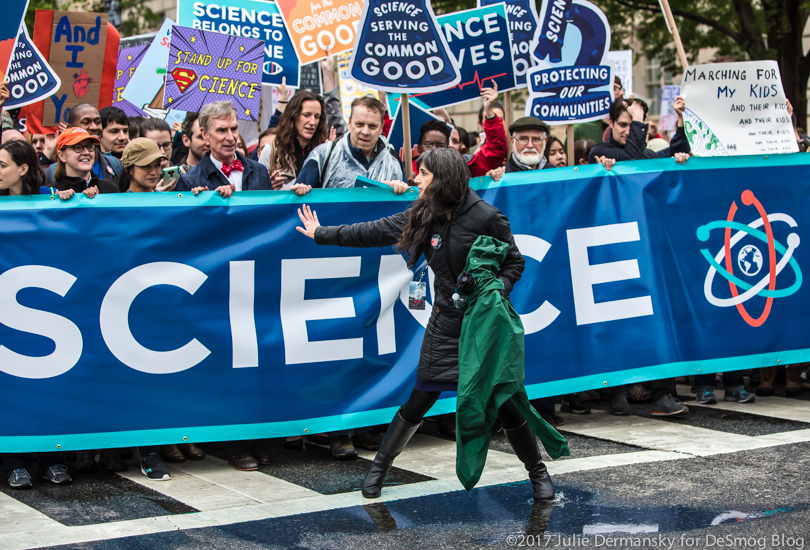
[183,436,188,441]
[765,155,769,159]
[56,444,61,449]
[178,193,183,197]
[697,369,701,372]
[50,196,55,200]
[574,167,578,171]
[304,429,309,433]
[603,381,607,385]
[778,359,781,363]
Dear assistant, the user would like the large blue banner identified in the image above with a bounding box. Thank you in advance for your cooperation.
[1,155,809,452]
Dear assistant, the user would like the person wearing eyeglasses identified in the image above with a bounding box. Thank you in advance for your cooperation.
[51,128,118,196]
[504,117,555,173]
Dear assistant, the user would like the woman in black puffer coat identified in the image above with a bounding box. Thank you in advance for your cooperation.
[296,148,555,501]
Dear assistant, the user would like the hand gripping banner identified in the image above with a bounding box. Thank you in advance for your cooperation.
[0,155,809,452]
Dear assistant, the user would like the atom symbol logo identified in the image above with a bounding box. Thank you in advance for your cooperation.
[697,190,802,327]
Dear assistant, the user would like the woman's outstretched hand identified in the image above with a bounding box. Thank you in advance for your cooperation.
[296,204,321,239]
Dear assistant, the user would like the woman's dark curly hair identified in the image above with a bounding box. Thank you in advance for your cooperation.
[0,140,45,195]
[397,148,470,268]
[273,91,327,174]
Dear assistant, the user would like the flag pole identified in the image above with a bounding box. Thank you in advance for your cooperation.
[658,0,689,69]
[402,93,412,181]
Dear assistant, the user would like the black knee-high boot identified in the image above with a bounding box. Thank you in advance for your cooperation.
[504,421,555,500]
[361,411,421,498]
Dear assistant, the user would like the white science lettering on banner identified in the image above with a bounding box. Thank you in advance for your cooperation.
[681,60,798,156]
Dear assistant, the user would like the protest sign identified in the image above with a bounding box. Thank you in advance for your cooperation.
[681,61,798,156]
[2,154,810,452]
[659,84,680,132]
[525,0,613,124]
[607,49,632,95]
[41,12,111,125]
[163,26,263,122]
[410,4,516,110]
[300,61,322,94]
[387,100,450,161]
[177,0,300,88]
[276,0,362,64]
[0,0,29,81]
[112,45,149,117]
[4,25,61,109]
[478,0,537,87]
[337,51,377,119]
[122,18,172,111]
[350,0,460,93]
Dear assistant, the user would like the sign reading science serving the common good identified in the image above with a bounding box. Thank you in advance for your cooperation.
[350,0,460,93]
[524,0,613,124]
[680,61,798,157]
[408,4,516,110]
[4,25,61,109]
[164,26,263,121]
[177,0,300,88]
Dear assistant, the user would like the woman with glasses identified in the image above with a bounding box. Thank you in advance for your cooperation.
[51,128,118,196]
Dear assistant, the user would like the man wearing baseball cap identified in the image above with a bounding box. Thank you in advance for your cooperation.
[505,117,555,173]
[51,127,117,196]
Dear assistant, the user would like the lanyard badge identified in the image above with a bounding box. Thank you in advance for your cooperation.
[409,267,428,310]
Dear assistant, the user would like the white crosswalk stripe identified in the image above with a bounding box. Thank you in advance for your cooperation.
[1,394,808,550]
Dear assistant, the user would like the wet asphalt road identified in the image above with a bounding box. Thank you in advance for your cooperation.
[3,381,808,550]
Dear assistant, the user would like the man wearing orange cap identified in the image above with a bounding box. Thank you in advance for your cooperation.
[50,128,118,196]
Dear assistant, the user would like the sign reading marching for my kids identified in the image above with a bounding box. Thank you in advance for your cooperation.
[112,45,149,117]
[350,0,460,93]
[680,61,798,157]
[163,26,263,121]
[177,0,300,88]
[478,0,537,87]
[4,25,61,109]
[276,0,362,65]
[525,0,613,124]
[408,4,516,110]
[0,0,29,82]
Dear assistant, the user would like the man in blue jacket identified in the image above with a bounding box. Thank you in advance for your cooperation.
[177,101,271,195]
[589,96,690,164]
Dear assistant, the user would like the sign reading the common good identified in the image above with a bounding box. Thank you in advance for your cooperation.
[177,0,300,88]
[409,4,516,109]
[42,11,110,125]
[524,0,613,124]
[4,25,61,109]
[276,0,362,65]
[163,26,263,121]
[680,61,798,157]
[112,45,149,117]
[350,0,460,93]
[478,0,537,87]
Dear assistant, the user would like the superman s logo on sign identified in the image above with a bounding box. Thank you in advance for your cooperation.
[171,68,197,93]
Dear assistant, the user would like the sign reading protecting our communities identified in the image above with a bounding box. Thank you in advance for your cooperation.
[4,25,61,109]
[276,0,362,65]
[525,0,613,124]
[680,61,799,157]
[350,0,461,93]
[112,45,149,117]
[42,11,109,126]
[478,0,537,87]
[177,0,300,88]
[408,4,516,110]
[163,26,263,121]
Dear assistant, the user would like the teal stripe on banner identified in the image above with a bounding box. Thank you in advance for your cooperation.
[0,154,808,211]
[2,348,808,453]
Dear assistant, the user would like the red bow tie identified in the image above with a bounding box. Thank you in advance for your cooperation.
[221,159,243,176]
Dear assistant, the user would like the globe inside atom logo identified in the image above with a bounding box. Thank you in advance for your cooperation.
[738,244,763,276]
[697,189,802,328]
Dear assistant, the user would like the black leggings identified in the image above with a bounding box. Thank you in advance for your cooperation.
[399,388,527,430]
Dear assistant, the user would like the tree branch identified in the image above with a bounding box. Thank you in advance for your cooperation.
[611,0,743,44]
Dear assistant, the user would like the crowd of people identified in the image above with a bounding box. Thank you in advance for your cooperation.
[0,66,808,491]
